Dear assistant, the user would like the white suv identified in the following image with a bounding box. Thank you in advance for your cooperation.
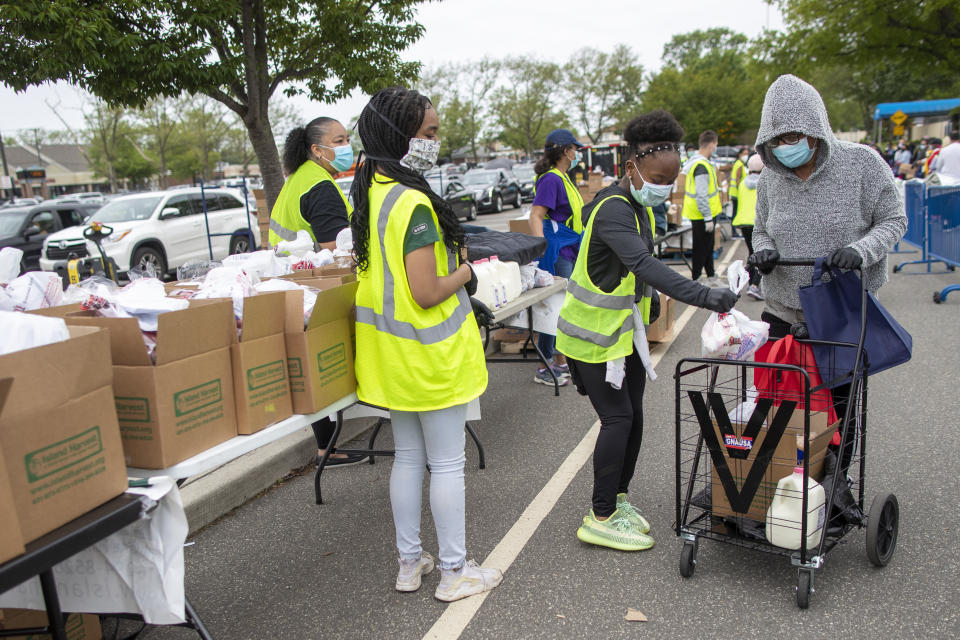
[39,188,261,278]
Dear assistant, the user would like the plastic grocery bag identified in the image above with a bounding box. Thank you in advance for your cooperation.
[700,260,769,360]
[255,278,318,327]
[3,272,64,310]
[274,230,314,257]
[0,247,24,285]
[0,311,70,356]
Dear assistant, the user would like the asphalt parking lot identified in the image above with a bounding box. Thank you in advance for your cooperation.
[136,240,960,639]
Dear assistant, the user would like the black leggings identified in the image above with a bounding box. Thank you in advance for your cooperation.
[762,312,854,473]
[690,219,715,280]
[738,226,762,287]
[311,417,335,449]
[569,350,646,518]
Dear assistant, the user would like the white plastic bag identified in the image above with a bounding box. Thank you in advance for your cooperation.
[0,311,70,356]
[334,227,353,256]
[274,230,314,257]
[111,278,188,332]
[4,272,64,310]
[222,250,289,279]
[0,247,24,285]
[193,266,257,332]
[700,261,769,361]
[518,264,536,293]
[255,278,318,327]
[62,276,120,310]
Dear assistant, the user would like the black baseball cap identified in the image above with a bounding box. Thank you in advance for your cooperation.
[545,129,585,150]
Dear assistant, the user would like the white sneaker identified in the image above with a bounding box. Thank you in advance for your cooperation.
[747,285,765,300]
[395,551,435,592]
[434,560,503,602]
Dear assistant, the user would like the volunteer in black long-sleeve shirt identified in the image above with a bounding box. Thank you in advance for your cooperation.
[563,111,736,552]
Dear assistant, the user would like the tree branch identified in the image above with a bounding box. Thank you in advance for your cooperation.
[203,87,247,117]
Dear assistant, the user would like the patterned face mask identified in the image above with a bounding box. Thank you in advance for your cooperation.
[400,137,441,173]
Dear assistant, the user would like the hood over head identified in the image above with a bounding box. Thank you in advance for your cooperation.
[755,74,836,177]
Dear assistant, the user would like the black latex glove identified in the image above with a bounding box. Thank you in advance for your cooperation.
[747,249,780,275]
[789,322,809,339]
[704,287,738,313]
[470,297,494,327]
[648,292,661,325]
[464,262,478,296]
[827,247,862,270]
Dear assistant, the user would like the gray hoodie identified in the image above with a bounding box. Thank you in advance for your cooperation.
[753,75,906,315]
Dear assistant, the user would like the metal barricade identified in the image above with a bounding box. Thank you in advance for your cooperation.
[894,181,955,275]
[928,185,960,303]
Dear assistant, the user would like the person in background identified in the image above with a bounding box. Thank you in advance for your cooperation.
[557,110,737,552]
[682,130,723,286]
[271,117,363,467]
[746,74,905,475]
[728,146,749,220]
[732,153,765,300]
[351,86,502,602]
[924,138,942,176]
[893,141,912,178]
[931,135,960,180]
[528,129,586,387]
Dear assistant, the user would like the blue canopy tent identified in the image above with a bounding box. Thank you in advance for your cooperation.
[873,98,960,142]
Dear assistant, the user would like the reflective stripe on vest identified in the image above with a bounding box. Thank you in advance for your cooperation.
[682,158,722,221]
[269,161,352,247]
[557,312,636,348]
[269,217,298,242]
[565,278,633,310]
[354,184,472,345]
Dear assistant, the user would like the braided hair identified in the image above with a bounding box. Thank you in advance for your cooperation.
[351,87,463,273]
[282,117,337,174]
[623,110,684,162]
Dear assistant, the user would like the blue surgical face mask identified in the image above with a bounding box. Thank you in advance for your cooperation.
[629,166,673,206]
[319,143,354,172]
[568,148,581,168]
[772,138,815,169]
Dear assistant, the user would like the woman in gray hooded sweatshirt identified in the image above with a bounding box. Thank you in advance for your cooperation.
[747,74,906,337]
[747,75,906,473]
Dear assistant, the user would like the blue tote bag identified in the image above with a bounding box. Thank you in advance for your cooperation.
[798,258,912,384]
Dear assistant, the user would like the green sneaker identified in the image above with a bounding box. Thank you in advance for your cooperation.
[576,508,655,551]
[616,493,651,534]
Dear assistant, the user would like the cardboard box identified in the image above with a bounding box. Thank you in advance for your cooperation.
[0,609,100,639]
[284,283,357,414]
[710,408,837,521]
[0,326,127,542]
[0,378,25,564]
[232,292,293,434]
[646,293,675,343]
[315,263,355,277]
[508,217,532,235]
[667,204,682,227]
[65,300,238,469]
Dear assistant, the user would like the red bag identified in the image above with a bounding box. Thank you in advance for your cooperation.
[754,335,839,425]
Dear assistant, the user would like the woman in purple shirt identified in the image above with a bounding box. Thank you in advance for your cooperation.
[528,129,586,386]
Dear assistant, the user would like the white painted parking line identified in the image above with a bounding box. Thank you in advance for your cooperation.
[422,238,743,640]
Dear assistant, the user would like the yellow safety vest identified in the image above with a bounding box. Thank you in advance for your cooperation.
[556,194,653,364]
[729,158,747,199]
[732,178,757,227]
[269,161,352,246]
[354,178,487,411]
[682,158,722,221]
[533,168,584,234]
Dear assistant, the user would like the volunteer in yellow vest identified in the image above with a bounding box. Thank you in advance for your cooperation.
[272,117,359,466]
[729,146,749,218]
[351,87,502,602]
[682,130,723,285]
[732,153,765,300]
[528,128,586,387]
[556,111,737,552]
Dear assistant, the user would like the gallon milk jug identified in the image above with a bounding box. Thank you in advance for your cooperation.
[471,259,500,309]
[490,255,521,304]
[765,467,826,550]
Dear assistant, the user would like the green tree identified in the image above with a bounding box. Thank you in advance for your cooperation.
[0,0,427,210]
[564,45,644,144]
[418,59,499,161]
[643,29,763,145]
[493,58,567,157]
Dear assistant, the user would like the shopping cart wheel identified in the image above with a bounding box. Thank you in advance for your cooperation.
[678,542,697,578]
[866,493,899,567]
[933,291,943,304]
[796,569,813,609]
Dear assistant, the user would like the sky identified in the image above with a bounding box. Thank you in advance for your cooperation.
[0,0,783,138]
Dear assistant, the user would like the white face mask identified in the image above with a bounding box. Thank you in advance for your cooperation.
[400,138,441,173]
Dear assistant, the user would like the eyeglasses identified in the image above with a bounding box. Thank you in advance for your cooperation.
[768,132,805,148]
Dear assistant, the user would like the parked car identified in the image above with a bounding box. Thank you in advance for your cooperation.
[335,176,354,207]
[513,164,537,203]
[0,202,101,272]
[39,188,259,279]
[426,175,478,221]
[462,169,522,213]
[55,191,106,205]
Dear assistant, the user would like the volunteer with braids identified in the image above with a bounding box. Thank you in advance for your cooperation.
[557,110,737,552]
[271,117,363,467]
[351,87,502,602]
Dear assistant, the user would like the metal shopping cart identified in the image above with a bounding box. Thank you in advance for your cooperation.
[673,259,900,609]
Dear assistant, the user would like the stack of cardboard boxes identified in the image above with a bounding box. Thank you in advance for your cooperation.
[253,188,270,249]
[645,292,676,343]
[576,171,606,203]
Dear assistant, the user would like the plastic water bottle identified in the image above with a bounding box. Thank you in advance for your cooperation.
[491,255,522,303]
[471,259,498,309]
[488,255,510,306]
[765,467,826,550]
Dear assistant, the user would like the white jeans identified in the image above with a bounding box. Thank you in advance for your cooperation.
[389,404,467,570]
